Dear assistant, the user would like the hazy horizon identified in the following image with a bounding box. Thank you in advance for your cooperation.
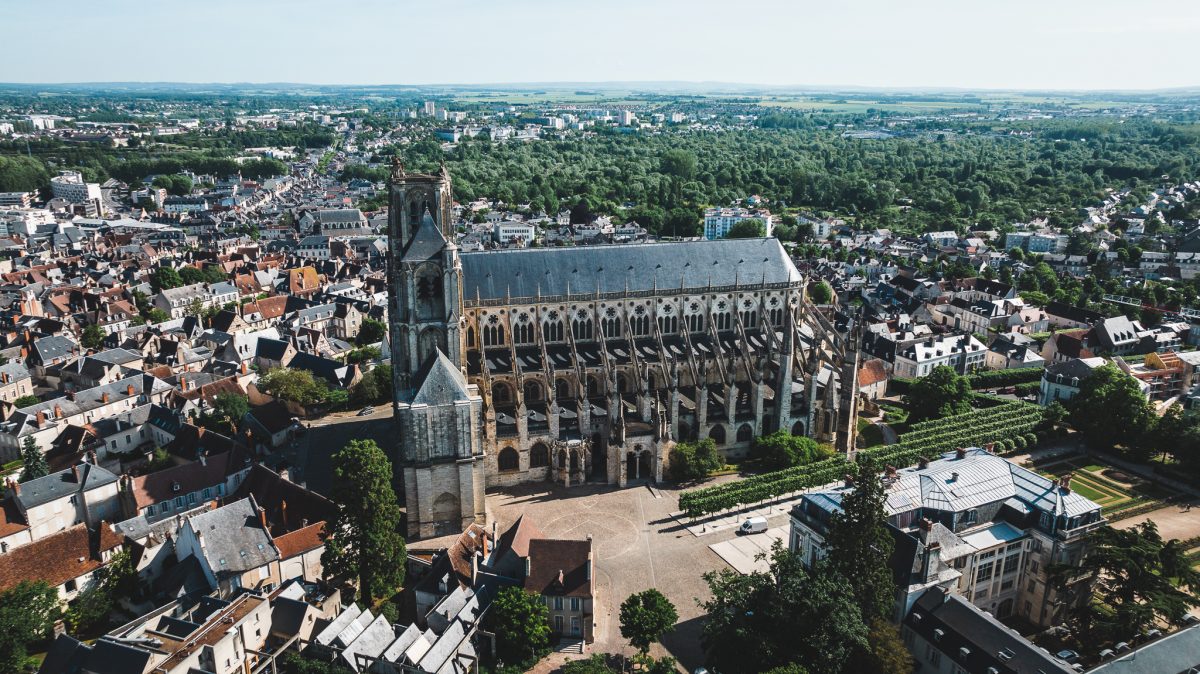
[3,0,1199,91]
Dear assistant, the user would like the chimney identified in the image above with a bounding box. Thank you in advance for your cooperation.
[71,464,80,482]
[1,372,8,384]
[36,410,45,426]
[918,456,930,470]
[5,478,19,496]
[844,474,855,489]
[885,465,898,480]
[240,361,248,375]
[917,517,933,542]
[924,542,942,583]
[950,471,959,482]
[180,377,188,392]
[53,404,62,419]
[1059,473,1072,493]
[86,450,97,465]
[258,507,268,531]
[955,447,967,460]
[280,499,289,531]
[984,442,995,453]
[126,384,135,396]
[101,392,109,404]
[66,390,75,401]
[525,555,531,578]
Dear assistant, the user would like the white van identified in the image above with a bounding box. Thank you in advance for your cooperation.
[739,516,769,535]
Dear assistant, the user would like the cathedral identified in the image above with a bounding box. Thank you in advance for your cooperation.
[387,162,859,539]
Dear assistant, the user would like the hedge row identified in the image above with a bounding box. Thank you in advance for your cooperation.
[677,400,1045,519]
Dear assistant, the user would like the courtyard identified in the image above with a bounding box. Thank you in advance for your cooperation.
[486,480,794,672]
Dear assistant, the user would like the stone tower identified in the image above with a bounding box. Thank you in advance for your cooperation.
[387,160,486,539]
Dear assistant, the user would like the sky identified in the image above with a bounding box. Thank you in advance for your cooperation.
[2,0,1198,90]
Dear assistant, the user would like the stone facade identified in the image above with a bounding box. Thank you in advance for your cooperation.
[389,162,858,539]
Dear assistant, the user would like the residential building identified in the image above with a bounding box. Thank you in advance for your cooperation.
[173,497,282,597]
[0,522,124,604]
[893,333,986,379]
[525,538,594,644]
[1,460,121,545]
[1039,357,1107,406]
[789,448,1104,628]
[154,281,239,319]
[702,206,774,240]
[50,170,102,206]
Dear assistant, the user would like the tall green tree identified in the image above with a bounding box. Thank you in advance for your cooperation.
[619,589,678,655]
[19,436,48,482]
[213,391,250,432]
[357,318,387,346]
[823,457,896,621]
[81,324,105,350]
[1054,522,1200,643]
[751,430,829,470]
[699,543,868,674]
[488,586,551,667]
[321,439,406,603]
[151,266,184,291]
[907,365,972,422]
[1067,364,1154,452]
[0,581,60,673]
[725,218,766,239]
[808,280,834,305]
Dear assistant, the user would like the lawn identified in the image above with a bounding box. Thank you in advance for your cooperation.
[1037,459,1179,516]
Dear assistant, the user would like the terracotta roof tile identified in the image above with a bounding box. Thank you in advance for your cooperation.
[524,539,592,598]
[0,524,122,593]
[273,521,326,559]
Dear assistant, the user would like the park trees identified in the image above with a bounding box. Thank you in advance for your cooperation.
[667,438,722,482]
[488,586,551,667]
[1055,521,1200,643]
[1067,363,1155,453]
[751,430,829,470]
[618,589,678,655]
[151,266,184,292]
[258,367,329,405]
[907,365,972,423]
[321,439,407,603]
[699,543,868,674]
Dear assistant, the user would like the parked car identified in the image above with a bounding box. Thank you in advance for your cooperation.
[357,406,375,416]
[738,516,769,535]
[1056,650,1079,663]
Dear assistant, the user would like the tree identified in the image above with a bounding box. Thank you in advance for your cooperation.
[726,218,766,239]
[808,280,833,305]
[668,438,722,482]
[184,296,206,318]
[619,589,678,655]
[66,549,136,633]
[357,318,387,346]
[844,619,915,674]
[751,430,829,470]
[81,324,105,350]
[488,586,551,666]
[151,266,184,291]
[1054,522,1199,643]
[823,457,896,621]
[12,394,38,409]
[213,391,249,432]
[147,308,171,324]
[700,543,867,674]
[258,368,328,405]
[906,365,972,423]
[322,439,406,603]
[1068,363,1154,452]
[19,435,47,482]
[0,581,59,673]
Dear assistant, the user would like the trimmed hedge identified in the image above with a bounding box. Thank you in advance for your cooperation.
[678,399,1044,519]
[966,368,1043,389]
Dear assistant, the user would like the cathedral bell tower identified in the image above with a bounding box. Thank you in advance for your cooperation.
[387,160,486,539]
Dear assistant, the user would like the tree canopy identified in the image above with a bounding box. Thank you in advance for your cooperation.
[488,586,551,667]
[321,439,407,603]
[823,457,897,622]
[751,430,830,470]
[1067,363,1155,452]
[0,581,60,673]
[618,589,678,654]
[907,365,972,422]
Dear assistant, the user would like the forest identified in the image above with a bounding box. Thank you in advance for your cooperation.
[391,117,1200,237]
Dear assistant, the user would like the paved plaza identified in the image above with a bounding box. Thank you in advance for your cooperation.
[707,527,787,575]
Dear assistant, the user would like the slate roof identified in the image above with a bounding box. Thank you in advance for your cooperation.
[412,350,472,405]
[460,238,801,302]
[184,497,278,576]
[403,209,449,262]
[904,587,1073,673]
[1089,623,1200,673]
[14,462,119,510]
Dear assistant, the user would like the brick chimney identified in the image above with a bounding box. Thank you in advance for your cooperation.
[240,362,248,375]
[101,392,109,404]
[53,404,62,419]
[280,499,289,531]
[923,542,942,583]
[5,478,18,496]
[1059,473,1072,493]
[126,384,135,396]
[258,508,269,531]
[36,410,45,426]
[66,390,75,401]
[71,464,81,482]
[955,447,967,460]
[180,377,188,392]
